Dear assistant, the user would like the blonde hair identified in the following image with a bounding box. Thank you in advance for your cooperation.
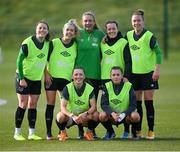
[63,19,79,36]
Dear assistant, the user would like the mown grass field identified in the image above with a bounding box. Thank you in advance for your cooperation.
[0,49,180,151]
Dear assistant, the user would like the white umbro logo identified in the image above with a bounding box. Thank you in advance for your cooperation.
[102,91,105,95]
[150,84,154,87]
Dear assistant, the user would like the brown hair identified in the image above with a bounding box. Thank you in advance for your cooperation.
[73,66,86,75]
[105,20,118,29]
[132,9,144,20]
[111,66,123,74]
[37,20,50,41]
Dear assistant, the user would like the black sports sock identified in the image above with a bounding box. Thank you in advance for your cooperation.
[78,124,84,137]
[131,123,138,137]
[87,120,99,131]
[91,121,99,136]
[45,104,54,135]
[55,119,67,131]
[145,100,154,131]
[101,120,114,133]
[28,108,37,129]
[137,100,143,131]
[87,120,94,131]
[94,121,99,129]
[124,121,130,133]
[15,107,26,128]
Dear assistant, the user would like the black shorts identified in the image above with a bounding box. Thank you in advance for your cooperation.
[129,71,159,91]
[15,73,41,95]
[44,77,70,91]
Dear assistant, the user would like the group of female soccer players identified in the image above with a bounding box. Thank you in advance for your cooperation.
[14,9,162,141]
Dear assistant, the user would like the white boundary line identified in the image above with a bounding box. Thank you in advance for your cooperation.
[0,98,7,106]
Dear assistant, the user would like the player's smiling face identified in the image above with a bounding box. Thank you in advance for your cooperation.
[36,23,48,41]
[63,24,76,40]
[72,69,85,86]
[82,15,95,32]
[106,23,118,39]
[132,15,144,33]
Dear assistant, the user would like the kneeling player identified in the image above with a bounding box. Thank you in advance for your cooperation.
[56,67,99,141]
[99,66,140,140]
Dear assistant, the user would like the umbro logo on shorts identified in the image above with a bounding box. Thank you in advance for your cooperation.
[18,86,24,92]
[150,84,154,88]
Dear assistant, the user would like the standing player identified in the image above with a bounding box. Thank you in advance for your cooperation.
[44,21,78,140]
[75,11,105,138]
[101,20,131,84]
[125,9,162,139]
[14,21,50,140]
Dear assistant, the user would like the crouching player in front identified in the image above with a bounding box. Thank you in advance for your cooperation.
[99,66,140,140]
[56,67,99,141]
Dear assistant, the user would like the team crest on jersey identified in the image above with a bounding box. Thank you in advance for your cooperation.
[75,100,85,106]
[60,51,71,57]
[130,45,140,51]
[110,99,121,105]
[104,49,114,55]
[37,53,45,58]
